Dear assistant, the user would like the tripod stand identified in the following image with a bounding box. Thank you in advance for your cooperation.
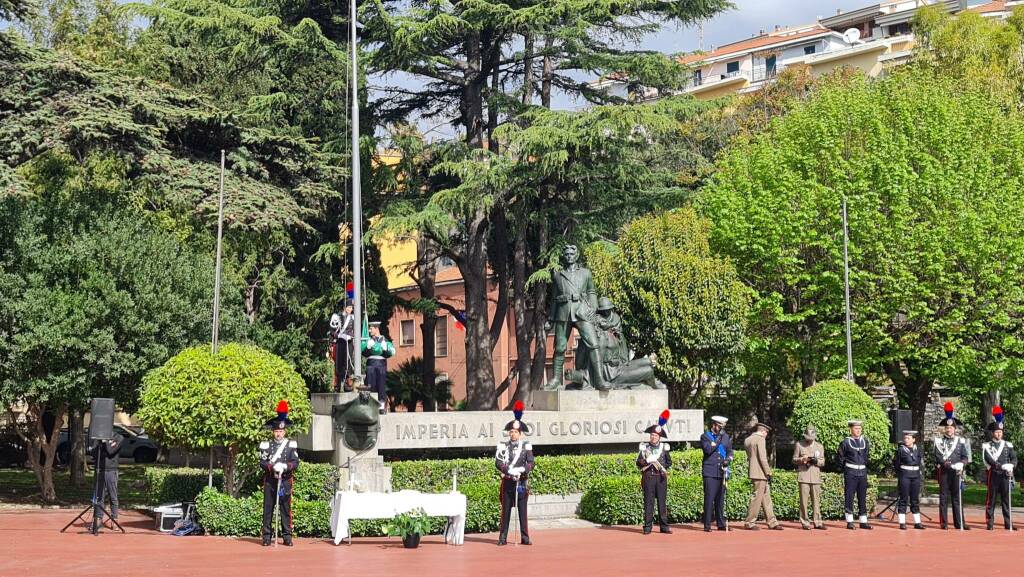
[61,439,125,535]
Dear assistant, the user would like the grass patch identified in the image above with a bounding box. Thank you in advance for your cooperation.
[0,464,166,507]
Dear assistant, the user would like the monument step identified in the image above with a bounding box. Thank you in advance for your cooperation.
[530,389,668,412]
[527,493,583,519]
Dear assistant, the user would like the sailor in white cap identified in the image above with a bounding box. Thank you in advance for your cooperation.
[894,430,925,530]
[838,419,871,529]
[700,415,733,532]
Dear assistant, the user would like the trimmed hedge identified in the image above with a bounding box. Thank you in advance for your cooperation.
[195,482,498,538]
[144,467,224,504]
[788,379,892,473]
[578,472,877,525]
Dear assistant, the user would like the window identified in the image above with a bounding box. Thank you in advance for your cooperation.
[725,61,740,76]
[400,319,415,346]
[765,55,777,77]
[803,45,816,56]
[692,69,703,86]
[435,316,449,357]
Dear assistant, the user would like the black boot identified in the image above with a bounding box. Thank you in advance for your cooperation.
[660,526,672,534]
[860,523,873,530]
[914,523,925,530]
[521,536,532,545]
[497,537,507,546]
[846,522,855,530]
[899,523,906,530]
[643,526,652,535]
[283,536,293,546]
[262,537,271,547]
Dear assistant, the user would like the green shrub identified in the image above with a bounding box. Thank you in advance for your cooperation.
[788,379,892,473]
[578,472,876,525]
[389,450,748,494]
[144,467,223,504]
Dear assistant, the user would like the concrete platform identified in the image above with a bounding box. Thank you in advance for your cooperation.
[530,389,668,411]
[5,508,1022,577]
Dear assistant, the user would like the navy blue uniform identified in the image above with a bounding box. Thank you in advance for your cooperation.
[700,430,733,530]
[838,436,870,523]
[894,444,923,515]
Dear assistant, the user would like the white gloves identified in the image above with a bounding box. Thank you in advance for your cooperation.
[273,462,287,474]
[507,466,524,477]
[952,462,964,472]
[1002,463,1015,473]
[645,454,659,464]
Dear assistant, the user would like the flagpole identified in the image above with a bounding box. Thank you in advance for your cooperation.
[350,0,364,381]
[843,197,854,382]
[210,149,226,488]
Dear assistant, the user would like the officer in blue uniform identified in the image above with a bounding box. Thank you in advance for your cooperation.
[495,401,535,546]
[933,402,971,530]
[700,415,733,532]
[894,430,925,530]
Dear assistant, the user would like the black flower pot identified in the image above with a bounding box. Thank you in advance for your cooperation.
[402,533,421,549]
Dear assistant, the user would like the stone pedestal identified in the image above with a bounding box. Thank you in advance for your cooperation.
[337,454,392,493]
[530,388,668,412]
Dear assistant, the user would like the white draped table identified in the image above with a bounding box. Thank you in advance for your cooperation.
[328,490,467,545]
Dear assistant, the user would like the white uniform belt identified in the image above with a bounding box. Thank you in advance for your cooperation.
[368,355,385,360]
[845,463,866,469]
[900,465,919,471]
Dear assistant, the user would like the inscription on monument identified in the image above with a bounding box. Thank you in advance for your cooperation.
[375,410,703,450]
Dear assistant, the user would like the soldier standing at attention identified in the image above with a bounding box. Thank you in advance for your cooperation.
[637,410,672,535]
[933,402,971,530]
[894,430,925,530]
[792,425,825,530]
[701,415,733,532]
[259,401,300,546]
[495,401,535,546]
[328,300,356,392]
[744,421,782,531]
[838,420,872,530]
[983,406,1017,531]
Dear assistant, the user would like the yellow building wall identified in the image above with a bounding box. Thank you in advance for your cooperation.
[692,80,751,101]
[378,233,418,290]
[810,50,887,79]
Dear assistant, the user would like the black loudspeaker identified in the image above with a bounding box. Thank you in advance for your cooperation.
[89,398,115,442]
[888,409,913,444]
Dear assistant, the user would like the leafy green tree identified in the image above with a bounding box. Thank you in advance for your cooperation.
[586,208,750,408]
[698,69,1024,433]
[366,0,732,408]
[138,343,311,497]
[0,150,227,501]
[788,379,891,473]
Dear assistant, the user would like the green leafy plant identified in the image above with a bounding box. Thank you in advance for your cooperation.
[382,507,432,539]
[137,343,311,496]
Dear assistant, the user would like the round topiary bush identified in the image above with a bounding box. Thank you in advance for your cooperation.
[138,343,311,496]
[788,379,891,473]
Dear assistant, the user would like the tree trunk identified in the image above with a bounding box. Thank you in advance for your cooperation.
[541,36,554,109]
[69,407,87,488]
[417,236,439,411]
[522,34,535,105]
[982,390,1000,430]
[489,206,509,351]
[461,33,485,147]
[459,212,498,410]
[527,223,549,397]
[888,361,933,437]
[18,402,66,502]
[510,225,534,404]
[224,445,238,498]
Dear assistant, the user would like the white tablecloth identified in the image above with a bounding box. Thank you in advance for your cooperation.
[329,490,467,545]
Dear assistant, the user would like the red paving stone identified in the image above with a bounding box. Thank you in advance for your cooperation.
[2,509,1021,577]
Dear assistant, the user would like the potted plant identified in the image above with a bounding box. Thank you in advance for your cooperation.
[383,507,431,548]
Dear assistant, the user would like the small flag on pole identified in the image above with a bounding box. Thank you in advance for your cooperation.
[346,281,354,299]
[454,310,466,331]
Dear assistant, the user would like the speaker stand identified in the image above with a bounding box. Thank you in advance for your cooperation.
[61,440,125,535]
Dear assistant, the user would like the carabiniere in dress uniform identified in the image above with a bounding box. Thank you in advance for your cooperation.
[637,410,672,535]
[983,406,1018,531]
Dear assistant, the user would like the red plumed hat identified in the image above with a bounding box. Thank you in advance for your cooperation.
[265,399,293,430]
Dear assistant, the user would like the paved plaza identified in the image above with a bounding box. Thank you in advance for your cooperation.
[3,508,1020,577]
